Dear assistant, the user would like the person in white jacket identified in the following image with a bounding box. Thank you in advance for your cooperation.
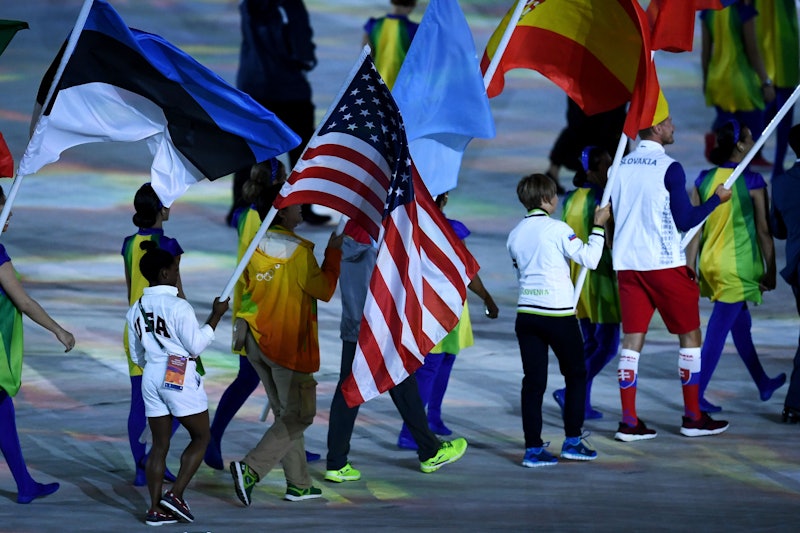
[507,173,610,468]
[127,242,228,526]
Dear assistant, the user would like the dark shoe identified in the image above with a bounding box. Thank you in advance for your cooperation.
[699,396,722,413]
[159,490,194,522]
[284,483,322,501]
[230,461,259,507]
[614,419,657,442]
[760,373,787,402]
[301,204,331,225]
[145,509,177,526]
[782,406,800,423]
[680,412,729,437]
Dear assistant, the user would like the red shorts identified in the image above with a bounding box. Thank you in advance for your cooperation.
[617,267,701,335]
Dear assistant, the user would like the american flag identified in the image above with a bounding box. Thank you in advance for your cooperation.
[276,49,480,405]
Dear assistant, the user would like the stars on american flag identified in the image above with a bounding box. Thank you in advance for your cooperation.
[320,59,414,216]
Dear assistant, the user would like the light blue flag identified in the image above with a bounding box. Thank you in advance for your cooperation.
[392,0,495,197]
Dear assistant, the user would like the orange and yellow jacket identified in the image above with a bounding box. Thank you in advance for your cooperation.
[237,226,341,373]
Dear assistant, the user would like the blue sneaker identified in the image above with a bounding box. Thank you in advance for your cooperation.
[521,443,558,468]
[560,433,598,461]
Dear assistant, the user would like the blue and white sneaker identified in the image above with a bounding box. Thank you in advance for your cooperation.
[521,443,558,468]
[560,432,598,461]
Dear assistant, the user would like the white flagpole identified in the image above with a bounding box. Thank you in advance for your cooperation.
[0,0,95,236]
[217,48,371,300]
[482,0,528,90]
[572,132,627,308]
[680,83,800,249]
[219,206,278,301]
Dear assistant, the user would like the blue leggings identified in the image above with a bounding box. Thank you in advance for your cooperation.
[579,319,620,406]
[209,355,260,446]
[700,301,769,398]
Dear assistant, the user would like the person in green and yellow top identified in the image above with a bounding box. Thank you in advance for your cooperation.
[1,185,75,504]
[701,0,776,167]
[754,0,800,178]
[121,183,183,486]
[363,0,419,90]
[553,146,620,421]
[687,119,786,413]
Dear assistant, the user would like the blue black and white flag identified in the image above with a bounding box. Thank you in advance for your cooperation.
[18,0,300,206]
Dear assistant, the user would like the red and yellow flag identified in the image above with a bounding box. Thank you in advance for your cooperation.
[482,0,666,137]
[482,0,648,116]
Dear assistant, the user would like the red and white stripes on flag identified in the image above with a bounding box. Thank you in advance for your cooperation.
[276,132,388,240]
[275,48,479,406]
[343,165,479,406]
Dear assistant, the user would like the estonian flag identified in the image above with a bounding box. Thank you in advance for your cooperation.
[17,0,301,206]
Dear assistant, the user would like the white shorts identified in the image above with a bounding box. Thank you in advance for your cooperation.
[142,360,207,418]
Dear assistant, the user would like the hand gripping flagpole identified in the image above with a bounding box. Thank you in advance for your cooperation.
[571,133,627,308]
[482,0,528,90]
[0,0,95,236]
[680,83,800,249]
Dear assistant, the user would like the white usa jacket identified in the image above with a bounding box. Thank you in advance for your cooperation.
[126,285,215,368]
[507,209,605,316]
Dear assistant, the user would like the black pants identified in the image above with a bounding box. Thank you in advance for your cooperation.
[516,313,587,448]
[326,341,440,470]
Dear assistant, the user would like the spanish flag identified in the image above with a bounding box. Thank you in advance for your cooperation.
[482,0,665,137]
[482,0,648,117]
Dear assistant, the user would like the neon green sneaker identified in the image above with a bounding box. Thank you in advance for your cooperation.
[230,461,259,507]
[420,437,468,473]
[324,463,362,483]
[284,483,323,501]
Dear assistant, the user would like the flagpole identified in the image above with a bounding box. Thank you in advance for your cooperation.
[0,0,95,235]
[680,82,800,249]
[219,206,278,301]
[482,0,527,90]
[572,132,627,308]
[217,48,372,299]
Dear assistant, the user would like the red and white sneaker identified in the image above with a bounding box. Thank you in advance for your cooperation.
[680,412,729,437]
[159,490,194,522]
[614,419,657,442]
[145,509,177,527]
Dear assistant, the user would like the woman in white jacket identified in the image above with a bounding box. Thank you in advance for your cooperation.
[127,242,228,526]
